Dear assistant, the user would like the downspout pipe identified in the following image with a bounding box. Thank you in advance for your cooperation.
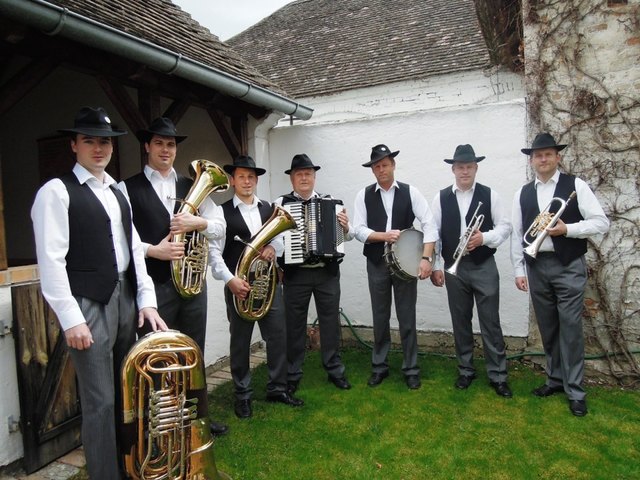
[0,0,314,120]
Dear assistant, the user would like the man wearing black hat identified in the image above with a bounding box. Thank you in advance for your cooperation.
[429,144,513,397]
[511,133,609,416]
[274,154,352,394]
[118,117,228,436]
[209,155,304,419]
[353,144,438,389]
[31,107,167,480]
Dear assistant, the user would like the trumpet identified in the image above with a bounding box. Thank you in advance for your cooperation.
[445,202,485,276]
[523,191,576,259]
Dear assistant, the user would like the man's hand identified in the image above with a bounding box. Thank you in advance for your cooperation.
[430,270,445,287]
[515,276,528,292]
[337,208,349,232]
[385,230,401,244]
[147,233,185,261]
[546,218,567,237]
[170,212,206,235]
[258,245,276,262]
[65,323,94,350]
[138,307,168,331]
[466,230,484,251]
[228,276,251,300]
[418,258,433,280]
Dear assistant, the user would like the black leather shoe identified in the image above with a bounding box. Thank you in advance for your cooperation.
[287,380,299,395]
[490,381,513,398]
[234,399,252,419]
[210,421,229,436]
[367,371,389,387]
[266,392,305,407]
[569,399,588,417]
[532,384,564,397]
[405,375,421,390]
[455,374,477,390]
[328,376,352,390]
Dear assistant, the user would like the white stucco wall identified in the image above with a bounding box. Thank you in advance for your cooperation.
[263,69,530,338]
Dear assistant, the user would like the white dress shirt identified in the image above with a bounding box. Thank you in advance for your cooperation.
[117,165,226,257]
[510,170,610,277]
[352,180,438,244]
[430,183,512,270]
[31,163,157,331]
[210,195,284,284]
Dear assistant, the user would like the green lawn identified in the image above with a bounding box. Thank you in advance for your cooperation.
[207,349,640,480]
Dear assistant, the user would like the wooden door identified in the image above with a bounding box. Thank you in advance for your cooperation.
[12,282,81,474]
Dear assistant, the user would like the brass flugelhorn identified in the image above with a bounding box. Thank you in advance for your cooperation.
[121,330,231,480]
[445,202,485,276]
[523,191,576,259]
[171,160,229,298]
[234,206,297,321]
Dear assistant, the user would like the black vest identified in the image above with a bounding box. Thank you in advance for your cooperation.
[61,173,136,304]
[363,182,415,262]
[221,199,274,273]
[124,173,192,283]
[439,183,496,268]
[520,173,586,265]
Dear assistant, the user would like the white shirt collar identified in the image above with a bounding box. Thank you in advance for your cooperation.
[535,169,560,188]
[452,182,476,195]
[375,180,398,192]
[73,163,116,187]
[233,194,262,208]
[293,190,318,200]
[144,164,177,182]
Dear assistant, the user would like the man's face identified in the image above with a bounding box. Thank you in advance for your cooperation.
[231,167,258,200]
[529,147,561,179]
[452,161,478,191]
[146,135,177,174]
[290,168,316,198]
[71,135,113,177]
[371,157,396,187]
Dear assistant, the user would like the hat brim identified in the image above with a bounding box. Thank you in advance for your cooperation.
[362,150,399,167]
[59,127,127,137]
[223,164,266,176]
[444,156,485,164]
[284,166,321,175]
[136,129,188,144]
[521,144,567,155]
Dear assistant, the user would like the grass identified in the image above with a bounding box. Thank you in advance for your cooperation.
[69,347,640,480]
[206,348,640,480]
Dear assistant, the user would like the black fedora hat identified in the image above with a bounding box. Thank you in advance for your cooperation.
[137,117,187,144]
[444,144,485,164]
[223,155,266,176]
[58,106,127,137]
[362,144,399,167]
[521,133,567,155]
[284,153,321,174]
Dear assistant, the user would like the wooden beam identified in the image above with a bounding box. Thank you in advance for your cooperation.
[0,57,57,117]
[96,75,146,135]
[163,99,191,125]
[206,107,241,160]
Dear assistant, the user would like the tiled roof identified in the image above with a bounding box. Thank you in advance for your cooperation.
[46,0,285,94]
[227,0,491,98]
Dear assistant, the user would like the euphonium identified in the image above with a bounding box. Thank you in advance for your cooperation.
[121,330,231,480]
[172,160,229,298]
[234,206,297,321]
[523,191,576,259]
[445,202,485,276]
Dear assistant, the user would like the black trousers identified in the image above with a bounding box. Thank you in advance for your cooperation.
[283,264,345,383]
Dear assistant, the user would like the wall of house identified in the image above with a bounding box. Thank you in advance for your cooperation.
[264,68,530,339]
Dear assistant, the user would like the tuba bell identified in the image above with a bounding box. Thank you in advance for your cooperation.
[171,160,230,298]
[234,206,297,321]
[523,191,576,259]
[121,330,231,480]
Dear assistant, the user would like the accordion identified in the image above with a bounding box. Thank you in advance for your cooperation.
[282,197,346,264]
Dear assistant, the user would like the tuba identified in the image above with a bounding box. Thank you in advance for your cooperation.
[172,160,230,298]
[121,330,231,480]
[523,191,576,259]
[234,206,297,321]
[445,202,485,276]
